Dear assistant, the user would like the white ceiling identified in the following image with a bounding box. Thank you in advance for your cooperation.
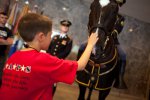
[119,0,150,23]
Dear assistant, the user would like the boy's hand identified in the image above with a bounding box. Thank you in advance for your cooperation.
[77,32,99,71]
[0,38,5,43]
[88,32,99,47]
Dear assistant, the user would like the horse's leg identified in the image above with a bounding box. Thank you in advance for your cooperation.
[98,89,111,100]
[78,84,86,100]
[87,87,93,100]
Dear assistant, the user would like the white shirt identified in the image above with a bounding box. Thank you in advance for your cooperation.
[59,33,67,38]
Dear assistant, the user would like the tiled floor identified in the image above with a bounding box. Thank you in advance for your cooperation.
[53,83,145,100]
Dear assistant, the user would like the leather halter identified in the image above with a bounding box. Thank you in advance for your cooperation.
[88,59,101,67]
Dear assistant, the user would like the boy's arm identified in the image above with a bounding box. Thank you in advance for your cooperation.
[77,33,98,71]
[0,37,13,45]
[0,29,13,45]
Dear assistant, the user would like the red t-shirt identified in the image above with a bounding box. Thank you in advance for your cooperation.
[0,50,78,100]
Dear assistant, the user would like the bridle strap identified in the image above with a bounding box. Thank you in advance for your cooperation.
[89,24,107,34]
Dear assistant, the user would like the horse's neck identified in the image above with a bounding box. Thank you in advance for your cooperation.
[99,0,110,7]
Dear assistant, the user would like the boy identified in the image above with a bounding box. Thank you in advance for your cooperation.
[0,13,98,100]
[0,12,13,86]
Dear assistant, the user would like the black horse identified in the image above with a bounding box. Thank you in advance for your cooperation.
[76,0,126,100]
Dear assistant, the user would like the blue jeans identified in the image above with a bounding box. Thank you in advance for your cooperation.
[117,45,126,74]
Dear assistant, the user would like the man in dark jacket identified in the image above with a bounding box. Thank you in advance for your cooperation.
[47,20,73,95]
[47,20,72,59]
[112,0,127,89]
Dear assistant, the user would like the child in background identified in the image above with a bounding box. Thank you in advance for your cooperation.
[0,13,99,100]
[0,12,13,86]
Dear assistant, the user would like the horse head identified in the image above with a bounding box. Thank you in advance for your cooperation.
[88,0,119,62]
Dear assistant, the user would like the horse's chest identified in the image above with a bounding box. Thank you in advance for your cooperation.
[87,54,117,74]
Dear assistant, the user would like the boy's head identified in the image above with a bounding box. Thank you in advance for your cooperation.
[18,13,52,42]
[18,13,52,51]
[0,12,8,26]
[60,20,71,33]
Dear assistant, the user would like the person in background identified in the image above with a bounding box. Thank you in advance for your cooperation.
[47,20,73,95]
[112,0,127,89]
[0,11,13,86]
[48,20,72,59]
[0,13,98,100]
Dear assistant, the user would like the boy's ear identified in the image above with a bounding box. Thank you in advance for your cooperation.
[37,32,45,42]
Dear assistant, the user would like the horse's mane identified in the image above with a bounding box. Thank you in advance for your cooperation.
[88,0,101,31]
